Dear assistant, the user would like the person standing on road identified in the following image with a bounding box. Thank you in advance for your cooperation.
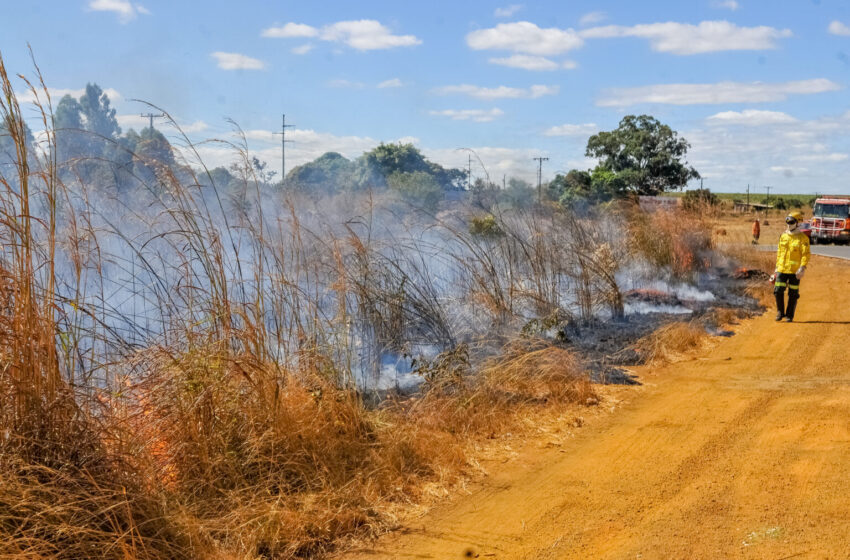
[752,218,760,245]
[770,210,810,322]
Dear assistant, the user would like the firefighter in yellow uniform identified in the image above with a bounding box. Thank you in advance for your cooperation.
[770,210,810,322]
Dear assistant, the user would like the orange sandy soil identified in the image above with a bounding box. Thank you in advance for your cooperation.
[336,256,850,560]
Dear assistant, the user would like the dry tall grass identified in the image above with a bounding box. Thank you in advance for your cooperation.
[0,51,729,559]
[0,53,605,559]
[628,204,715,280]
[633,321,707,365]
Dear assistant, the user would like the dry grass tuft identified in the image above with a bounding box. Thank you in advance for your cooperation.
[633,321,707,365]
[481,339,594,405]
[0,457,191,559]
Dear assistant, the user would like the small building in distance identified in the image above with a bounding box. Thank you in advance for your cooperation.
[733,201,773,213]
[639,195,680,212]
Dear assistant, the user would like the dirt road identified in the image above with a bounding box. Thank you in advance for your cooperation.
[340,257,850,559]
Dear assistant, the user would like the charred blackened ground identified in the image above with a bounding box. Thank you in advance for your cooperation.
[557,263,765,385]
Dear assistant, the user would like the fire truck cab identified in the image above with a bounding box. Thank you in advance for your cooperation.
[811,196,850,244]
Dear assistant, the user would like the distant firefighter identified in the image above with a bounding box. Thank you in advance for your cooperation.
[751,218,760,245]
[770,211,810,322]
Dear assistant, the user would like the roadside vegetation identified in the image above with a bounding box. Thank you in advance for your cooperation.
[0,54,773,559]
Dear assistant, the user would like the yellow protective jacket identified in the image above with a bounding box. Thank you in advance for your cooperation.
[775,230,810,274]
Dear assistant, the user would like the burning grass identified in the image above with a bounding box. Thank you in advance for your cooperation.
[717,226,778,307]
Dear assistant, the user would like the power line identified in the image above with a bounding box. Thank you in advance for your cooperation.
[533,156,549,203]
[272,113,295,181]
[140,112,165,131]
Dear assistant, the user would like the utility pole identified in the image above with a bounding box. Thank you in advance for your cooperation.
[503,174,506,189]
[272,114,295,181]
[140,112,165,131]
[533,156,549,203]
[468,154,472,190]
[765,186,773,217]
[746,184,750,207]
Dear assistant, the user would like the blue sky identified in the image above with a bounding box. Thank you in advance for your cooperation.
[5,0,850,193]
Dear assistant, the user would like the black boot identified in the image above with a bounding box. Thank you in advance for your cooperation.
[785,291,799,322]
[774,290,785,321]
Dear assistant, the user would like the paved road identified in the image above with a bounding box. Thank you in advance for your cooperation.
[810,244,850,260]
[758,243,850,261]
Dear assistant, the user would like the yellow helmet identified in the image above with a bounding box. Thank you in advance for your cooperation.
[787,210,803,222]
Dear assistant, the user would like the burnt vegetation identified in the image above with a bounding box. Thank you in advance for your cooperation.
[0,54,766,559]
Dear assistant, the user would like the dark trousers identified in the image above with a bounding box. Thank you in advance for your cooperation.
[774,272,800,319]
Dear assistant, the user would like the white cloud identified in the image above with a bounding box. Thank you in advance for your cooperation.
[770,166,806,177]
[16,87,122,106]
[87,0,148,23]
[712,0,739,10]
[681,110,850,188]
[488,54,578,71]
[488,54,557,71]
[706,109,797,125]
[188,128,407,173]
[377,78,404,88]
[466,22,584,56]
[494,4,523,18]
[197,128,549,185]
[580,20,791,54]
[429,108,505,122]
[434,84,559,100]
[264,20,421,51]
[291,44,314,55]
[116,114,208,133]
[328,79,365,89]
[544,123,598,136]
[791,153,848,162]
[189,133,546,185]
[261,23,319,38]
[177,121,209,134]
[828,21,850,37]
[426,146,544,183]
[321,20,421,50]
[211,52,266,71]
[279,129,387,158]
[579,11,606,26]
[598,79,841,106]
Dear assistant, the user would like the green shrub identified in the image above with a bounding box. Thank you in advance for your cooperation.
[468,214,504,237]
[682,188,718,210]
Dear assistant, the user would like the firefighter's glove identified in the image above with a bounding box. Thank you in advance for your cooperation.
[769,273,776,283]
[795,266,806,279]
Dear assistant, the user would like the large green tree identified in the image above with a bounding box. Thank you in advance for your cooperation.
[286,151,357,193]
[55,94,87,162]
[54,84,122,173]
[585,115,699,195]
[78,83,121,139]
[358,142,465,190]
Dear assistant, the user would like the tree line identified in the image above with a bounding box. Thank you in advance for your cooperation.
[2,85,701,208]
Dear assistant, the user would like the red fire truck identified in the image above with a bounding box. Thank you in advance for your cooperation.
[811,196,850,244]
